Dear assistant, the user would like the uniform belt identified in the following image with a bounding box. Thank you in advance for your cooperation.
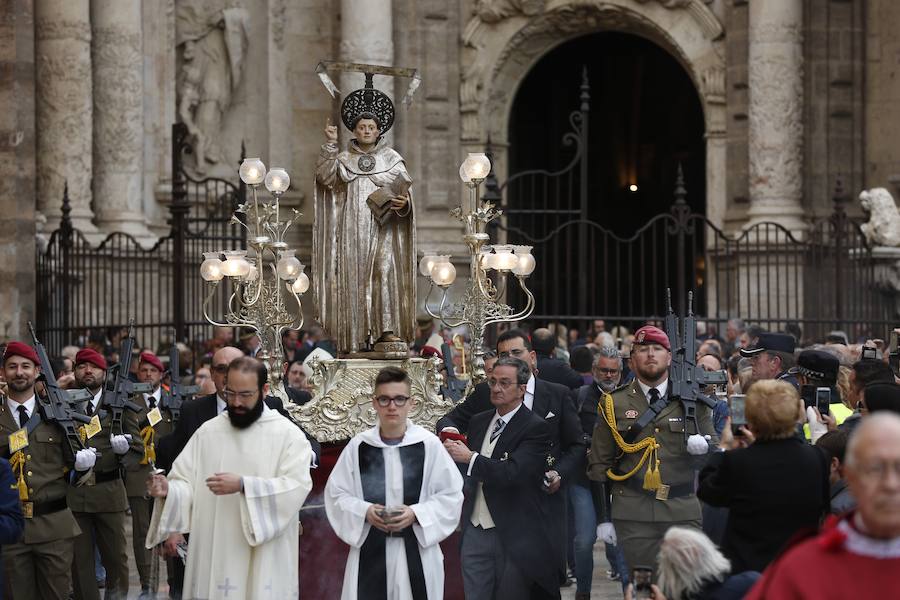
[93,470,120,483]
[621,477,695,499]
[21,497,68,519]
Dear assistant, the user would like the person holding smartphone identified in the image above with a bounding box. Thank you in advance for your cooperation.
[790,350,852,441]
[698,380,830,573]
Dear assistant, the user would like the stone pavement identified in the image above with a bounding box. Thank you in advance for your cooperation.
[121,515,624,599]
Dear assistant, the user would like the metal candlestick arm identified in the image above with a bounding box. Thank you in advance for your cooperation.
[200,159,309,389]
[420,153,536,383]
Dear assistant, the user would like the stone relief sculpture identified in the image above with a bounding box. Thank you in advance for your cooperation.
[176,0,248,174]
[474,0,547,23]
[859,187,900,247]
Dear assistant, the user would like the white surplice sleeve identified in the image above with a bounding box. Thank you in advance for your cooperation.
[324,440,373,549]
[410,439,464,548]
[145,432,198,549]
[238,430,313,547]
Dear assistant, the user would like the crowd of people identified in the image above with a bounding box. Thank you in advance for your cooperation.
[0,316,897,599]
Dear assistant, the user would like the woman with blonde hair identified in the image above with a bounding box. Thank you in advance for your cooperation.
[697,380,830,573]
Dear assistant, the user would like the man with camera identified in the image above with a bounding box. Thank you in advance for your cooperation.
[791,350,853,442]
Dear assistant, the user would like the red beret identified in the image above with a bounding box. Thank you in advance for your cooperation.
[633,326,671,351]
[139,352,164,372]
[3,342,40,366]
[420,345,443,360]
[75,348,107,371]
[2,341,39,366]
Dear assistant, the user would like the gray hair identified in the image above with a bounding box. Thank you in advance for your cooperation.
[492,356,531,385]
[592,345,623,370]
[845,412,900,469]
[727,318,746,332]
[657,527,731,600]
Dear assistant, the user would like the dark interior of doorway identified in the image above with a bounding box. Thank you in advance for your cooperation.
[508,31,706,236]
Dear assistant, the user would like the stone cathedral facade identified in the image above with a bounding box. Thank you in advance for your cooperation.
[1,0,898,337]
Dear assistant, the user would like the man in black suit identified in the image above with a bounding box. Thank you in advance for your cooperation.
[532,328,584,390]
[443,357,559,599]
[437,328,588,585]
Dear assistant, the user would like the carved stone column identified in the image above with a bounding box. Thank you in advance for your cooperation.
[338,0,394,145]
[746,0,806,233]
[91,0,154,241]
[34,0,98,233]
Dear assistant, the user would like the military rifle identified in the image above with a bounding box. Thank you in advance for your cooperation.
[102,321,151,435]
[27,322,94,456]
[162,343,199,425]
[664,290,726,433]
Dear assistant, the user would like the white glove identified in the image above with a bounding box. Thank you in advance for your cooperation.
[75,448,97,471]
[687,434,710,455]
[807,406,828,443]
[597,522,617,545]
[111,435,129,455]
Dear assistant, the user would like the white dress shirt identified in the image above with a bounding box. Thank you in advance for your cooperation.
[7,396,36,424]
[636,378,669,404]
[144,387,162,407]
[524,374,536,410]
[216,394,226,415]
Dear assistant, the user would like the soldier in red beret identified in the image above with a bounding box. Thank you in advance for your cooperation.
[124,351,176,598]
[68,348,143,600]
[587,325,718,580]
[0,342,98,599]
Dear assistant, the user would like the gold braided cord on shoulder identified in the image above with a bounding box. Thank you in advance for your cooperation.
[599,391,662,491]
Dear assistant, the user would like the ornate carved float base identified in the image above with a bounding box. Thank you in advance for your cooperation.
[284,356,454,443]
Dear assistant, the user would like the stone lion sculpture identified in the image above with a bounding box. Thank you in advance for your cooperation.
[859,187,900,247]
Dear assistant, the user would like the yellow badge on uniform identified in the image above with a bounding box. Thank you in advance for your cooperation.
[147,407,162,427]
[8,429,28,453]
[84,415,102,439]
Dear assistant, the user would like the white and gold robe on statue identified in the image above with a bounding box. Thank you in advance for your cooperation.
[325,422,464,600]
[146,405,313,600]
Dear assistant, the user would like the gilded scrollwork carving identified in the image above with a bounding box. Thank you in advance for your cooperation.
[285,357,455,443]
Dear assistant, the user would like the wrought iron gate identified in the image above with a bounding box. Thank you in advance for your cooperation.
[35,123,246,355]
[489,75,896,341]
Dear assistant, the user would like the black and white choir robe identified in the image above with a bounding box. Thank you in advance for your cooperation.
[324,421,464,600]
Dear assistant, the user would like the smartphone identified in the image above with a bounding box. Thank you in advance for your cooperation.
[816,387,831,417]
[729,394,746,435]
[632,566,653,600]
[862,345,878,361]
[889,330,899,378]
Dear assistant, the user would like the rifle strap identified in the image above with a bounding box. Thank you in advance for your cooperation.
[599,392,662,491]
[624,393,671,444]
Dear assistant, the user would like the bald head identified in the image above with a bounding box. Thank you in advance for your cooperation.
[211,346,245,396]
[845,413,900,539]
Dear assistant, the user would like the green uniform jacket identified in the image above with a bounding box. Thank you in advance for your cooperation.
[67,403,143,513]
[586,379,718,522]
[0,404,81,544]
[123,392,174,498]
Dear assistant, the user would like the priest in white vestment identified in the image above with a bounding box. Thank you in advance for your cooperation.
[146,357,313,600]
[325,366,464,600]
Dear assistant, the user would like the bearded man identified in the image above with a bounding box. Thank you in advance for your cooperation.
[146,357,313,599]
[587,326,718,577]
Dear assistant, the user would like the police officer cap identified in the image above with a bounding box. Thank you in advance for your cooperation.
[788,349,839,384]
[740,332,796,357]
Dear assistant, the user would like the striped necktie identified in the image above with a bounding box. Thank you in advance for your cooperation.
[490,418,506,442]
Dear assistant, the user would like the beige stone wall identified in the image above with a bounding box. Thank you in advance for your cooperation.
[0,0,36,339]
[864,0,900,190]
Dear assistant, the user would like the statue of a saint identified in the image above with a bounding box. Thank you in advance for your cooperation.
[313,79,416,354]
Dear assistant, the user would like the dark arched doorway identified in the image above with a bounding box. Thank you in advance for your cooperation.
[501,31,706,326]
